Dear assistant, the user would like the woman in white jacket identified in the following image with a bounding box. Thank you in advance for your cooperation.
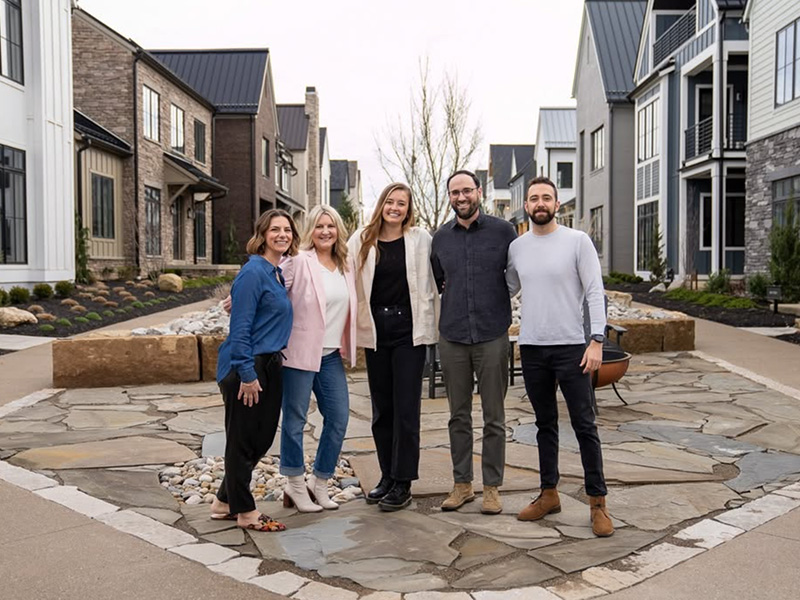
[347,182,439,511]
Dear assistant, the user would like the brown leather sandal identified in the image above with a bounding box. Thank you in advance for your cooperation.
[240,513,286,532]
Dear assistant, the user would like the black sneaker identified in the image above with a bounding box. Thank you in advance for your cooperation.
[378,481,411,512]
[366,476,394,505]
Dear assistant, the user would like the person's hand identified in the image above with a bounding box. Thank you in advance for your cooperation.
[221,295,232,314]
[238,379,262,407]
[580,341,603,374]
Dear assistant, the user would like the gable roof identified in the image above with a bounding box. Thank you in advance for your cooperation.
[74,110,132,156]
[536,108,577,149]
[319,127,328,162]
[330,160,350,191]
[347,161,359,188]
[489,145,535,189]
[150,49,269,114]
[583,0,647,102]
[277,105,309,151]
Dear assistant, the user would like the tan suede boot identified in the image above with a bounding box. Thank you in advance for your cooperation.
[589,495,614,537]
[481,486,502,515]
[517,488,561,521]
[441,482,475,511]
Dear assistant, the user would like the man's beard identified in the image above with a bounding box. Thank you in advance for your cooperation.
[453,200,478,220]
[528,209,555,225]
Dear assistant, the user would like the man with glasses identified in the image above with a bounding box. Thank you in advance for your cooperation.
[431,170,517,515]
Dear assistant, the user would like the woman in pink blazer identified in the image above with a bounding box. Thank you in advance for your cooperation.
[279,205,358,512]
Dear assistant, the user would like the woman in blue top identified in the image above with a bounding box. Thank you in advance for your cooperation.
[211,209,298,532]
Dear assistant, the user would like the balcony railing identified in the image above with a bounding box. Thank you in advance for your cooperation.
[653,8,697,65]
[685,116,713,160]
[726,112,746,150]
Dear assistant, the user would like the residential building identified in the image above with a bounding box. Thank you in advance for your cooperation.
[486,144,535,218]
[475,169,488,196]
[507,157,537,234]
[573,0,646,274]
[319,127,331,206]
[329,159,350,210]
[151,49,296,263]
[72,9,224,275]
[743,0,800,277]
[630,0,748,280]
[347,161,363,225]
[1,0,74,287]
[535,108,577,235]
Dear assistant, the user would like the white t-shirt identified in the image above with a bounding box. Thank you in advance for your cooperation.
[321,266,350,354]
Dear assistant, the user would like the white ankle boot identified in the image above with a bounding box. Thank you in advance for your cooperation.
[283,475,322,512]
[307,474,339,510]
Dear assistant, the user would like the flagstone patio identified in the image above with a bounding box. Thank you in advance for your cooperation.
[2,351,800,595]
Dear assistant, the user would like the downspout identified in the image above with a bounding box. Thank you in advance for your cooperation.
[717,11,725,272]
[133,50,143,272]
[607,105,614,272]
[76,137,91,224]
[251,114,257,223]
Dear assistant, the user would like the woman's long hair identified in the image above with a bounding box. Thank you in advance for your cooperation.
[245,209,299,257]
[299,205,350,273]
[357,182,414,272]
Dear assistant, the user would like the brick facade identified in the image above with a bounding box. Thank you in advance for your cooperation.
[744,125,800,275]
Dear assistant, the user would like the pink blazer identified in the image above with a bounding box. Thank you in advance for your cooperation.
[281,250,358,372]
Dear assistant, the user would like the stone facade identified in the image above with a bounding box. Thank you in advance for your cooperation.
[744,125,800,276]
[305,87,321,210]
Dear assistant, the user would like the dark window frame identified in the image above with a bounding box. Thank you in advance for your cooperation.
[0,0,24,85]
[589,205,604,257]
[144,186,161,256]
[194,201,206,259]
[0,143,26,264]
[591,126,605,171]
[776,19,800,107]
[556,162,573,189]
[170,104,185,154]
[91,173,115,239]
[773,175,800,226]
[261,137,269,178]
[194,119,206,164]
[143,86,160,142]
[636,200,659,272]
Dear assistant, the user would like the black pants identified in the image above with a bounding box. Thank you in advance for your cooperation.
[365,305,426,482]
[520,344,607,497]
[216,352,283,514]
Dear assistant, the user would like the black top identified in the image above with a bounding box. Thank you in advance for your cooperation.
[431,212,517,344]
[371,237,411,308]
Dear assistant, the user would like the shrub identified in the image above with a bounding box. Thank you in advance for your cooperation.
[55,318,72,327]
[0,289,8,306]
[706,269,731,295]
[85,311,102,321]
[8,286,30,304]
[723,297,757,309]
[143,300,155,307]
[54,280,74,298]
[769,201,800,302]
[116,266,138,280]
[102,310,115,317]
[609,271,644,284]
[74,316,90,324]
[115,308,126,314]
[39,324,55,332]
[164,268,183,276]
[123,306,134,313]
[748,273,770,300]
[130,301,145,309]
[183,274,235,289]
[32,283,54,300]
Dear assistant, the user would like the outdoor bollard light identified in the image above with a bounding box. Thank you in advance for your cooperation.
[767,285,782,314]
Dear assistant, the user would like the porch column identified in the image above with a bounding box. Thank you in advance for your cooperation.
[710,162,723,274]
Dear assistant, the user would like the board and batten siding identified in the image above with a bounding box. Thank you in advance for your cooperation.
[81,148,125,259]
[748,0,800,142]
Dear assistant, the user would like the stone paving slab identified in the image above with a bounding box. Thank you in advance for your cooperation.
[58,468,179,509]
[169,542,238,566]
[164,406,225,436]
[454,536,516,570]
[2,404,66,421]
[34,485,118,518]
[318,559,446,593]
[739,423,800,453]
[64,410,161,430]
[432,510,560,550]
[618,423,763,457]
[726,451,800,492]
[97,509,196,549]
[452,554,560,589]
[58,388,130,405]
[249,571,310,595]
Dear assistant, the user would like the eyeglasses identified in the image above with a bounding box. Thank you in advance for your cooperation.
[449,187,477,199]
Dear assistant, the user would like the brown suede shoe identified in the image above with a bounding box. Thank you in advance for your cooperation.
[481,486,502,515]
[441,482,475,511]
[517,488,561,521]
[589,495,614,537]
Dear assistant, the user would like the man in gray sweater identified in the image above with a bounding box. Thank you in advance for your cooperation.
[506,176,613,537]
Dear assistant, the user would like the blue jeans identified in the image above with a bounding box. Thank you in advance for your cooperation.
[280,351,350,479]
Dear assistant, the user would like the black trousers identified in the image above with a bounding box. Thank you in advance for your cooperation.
[365,305,427,482]
[520,344,607,497]
[216,352,283,514]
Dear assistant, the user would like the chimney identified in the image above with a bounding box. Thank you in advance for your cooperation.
[305,86,320,209]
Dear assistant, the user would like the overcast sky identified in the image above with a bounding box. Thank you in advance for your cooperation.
[77,0,584,205]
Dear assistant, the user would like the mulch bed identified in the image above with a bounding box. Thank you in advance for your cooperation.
[606,282,798,329]
[2,279,222,339]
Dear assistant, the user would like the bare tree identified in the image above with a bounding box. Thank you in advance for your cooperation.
[376,58,482,230]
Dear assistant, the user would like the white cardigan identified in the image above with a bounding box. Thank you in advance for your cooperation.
[347,226,439,349]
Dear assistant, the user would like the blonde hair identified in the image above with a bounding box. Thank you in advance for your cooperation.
[300,205,350,273]
[358,182,414,271]
[245,209,299,257]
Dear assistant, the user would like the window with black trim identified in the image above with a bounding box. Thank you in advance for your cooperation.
[170,104,185,154]
[591,127,604,171]
[145,186,161,256]
[261,138,269,177]
[91,173,114,239]
[143,86,160,141]
[194,120,206,163]
[773,175,800,225]
[556,162,573,189]
[0,143,26,264]
[776,19,800,106]
[0,0,23,84]
[590,206,603,256]
[637,99,660,162]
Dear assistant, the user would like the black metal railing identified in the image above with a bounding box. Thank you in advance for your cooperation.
[654,8,697,65]
[685,116,713,160]
[726,112,746,150]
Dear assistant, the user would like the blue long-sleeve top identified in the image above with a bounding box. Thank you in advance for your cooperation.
[216,254,293,383]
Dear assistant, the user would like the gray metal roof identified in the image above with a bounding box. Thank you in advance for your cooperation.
[74,110,132,155]
[276,105,309,151]
[330,160,350,191]
[319,127,327,162]
[149,50,268,114]
[716,0,746,8]
[347,161,359,189]
[489,145,535,189]
[586,0,647,102]
[537,108,577,148]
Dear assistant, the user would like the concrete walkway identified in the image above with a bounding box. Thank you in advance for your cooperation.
[1,308,800,598]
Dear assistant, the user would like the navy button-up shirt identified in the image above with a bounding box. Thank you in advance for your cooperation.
[431,212,517,344]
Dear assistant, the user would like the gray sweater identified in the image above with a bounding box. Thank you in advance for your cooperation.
[506,226,606,346]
